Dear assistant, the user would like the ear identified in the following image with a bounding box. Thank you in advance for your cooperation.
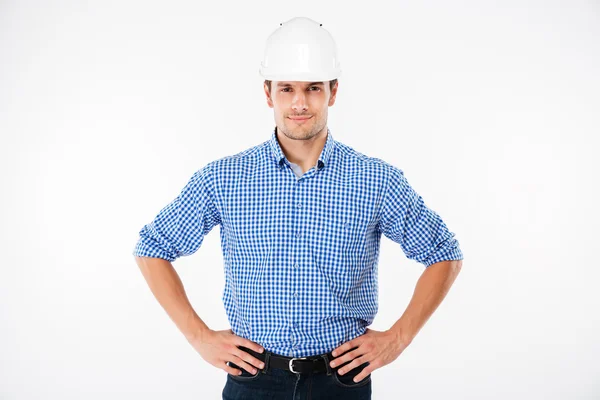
[328,81,338,107]
[264,83,274,108]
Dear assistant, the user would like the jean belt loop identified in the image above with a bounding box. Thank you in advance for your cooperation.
[261,351,270,374]
[321,354,332,376]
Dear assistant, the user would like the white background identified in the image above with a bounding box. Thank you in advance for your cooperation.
[1,1,599,399]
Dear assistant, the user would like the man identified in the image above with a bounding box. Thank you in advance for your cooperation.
[133,16,463,399]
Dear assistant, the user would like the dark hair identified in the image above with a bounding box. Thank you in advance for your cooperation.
[264,79,338,94]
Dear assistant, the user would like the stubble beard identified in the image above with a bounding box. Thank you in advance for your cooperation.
[280,117,322,141]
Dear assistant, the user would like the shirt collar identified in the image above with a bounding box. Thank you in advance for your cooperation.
[268,125,336,170]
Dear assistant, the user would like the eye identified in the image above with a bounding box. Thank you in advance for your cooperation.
[280,87,321,92]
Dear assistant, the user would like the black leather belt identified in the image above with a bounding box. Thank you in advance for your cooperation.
[237,345,334,375]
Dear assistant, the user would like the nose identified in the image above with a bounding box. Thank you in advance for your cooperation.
[291,91,308,113]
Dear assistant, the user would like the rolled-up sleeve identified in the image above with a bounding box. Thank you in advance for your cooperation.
[378,165,463,267]
[132,163,221,262]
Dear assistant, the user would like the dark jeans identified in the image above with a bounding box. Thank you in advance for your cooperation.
[222,348,372,400]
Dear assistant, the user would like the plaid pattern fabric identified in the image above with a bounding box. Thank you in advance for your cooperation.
[133,127,463,357]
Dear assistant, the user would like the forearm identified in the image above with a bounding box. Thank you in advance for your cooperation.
[388,259,462,344]
[134,256,210,342]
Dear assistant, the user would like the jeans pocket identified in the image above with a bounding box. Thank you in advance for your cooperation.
[332,361,371,388]
[227,361,262,381]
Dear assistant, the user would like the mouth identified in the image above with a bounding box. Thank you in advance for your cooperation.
[288,116,312,123]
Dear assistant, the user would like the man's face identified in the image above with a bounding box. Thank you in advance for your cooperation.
[264,80,338,141]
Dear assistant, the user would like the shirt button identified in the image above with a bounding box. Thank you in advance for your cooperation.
[293,292,298,298]
[294,263,299,269]
[297,202,302,208]
[295,232,301,238]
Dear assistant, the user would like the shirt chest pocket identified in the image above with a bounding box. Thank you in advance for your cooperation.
[314,215,363,260]
[308,215,368,298]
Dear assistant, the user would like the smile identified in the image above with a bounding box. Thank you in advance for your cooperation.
[289,116,312,123]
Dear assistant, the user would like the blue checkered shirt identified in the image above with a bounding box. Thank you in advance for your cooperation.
[133,127,463,357]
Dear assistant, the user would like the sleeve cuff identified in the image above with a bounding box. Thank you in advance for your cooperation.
[132,239,177,262]
[423,245,463,267]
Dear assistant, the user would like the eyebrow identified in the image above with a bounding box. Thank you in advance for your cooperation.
[276,82,325,87]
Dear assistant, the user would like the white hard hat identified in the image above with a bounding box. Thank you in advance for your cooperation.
[259,17,342,82]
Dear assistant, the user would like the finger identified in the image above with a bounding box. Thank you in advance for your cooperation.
[233,348,266,370]
[332,340,361,358]
[330,346,362,368]
[331,343,351,358]
[224,361,244,376]
[352,365,374,383]
[236,338,264,354]
[337,355,367,375]
[229,357,260,375]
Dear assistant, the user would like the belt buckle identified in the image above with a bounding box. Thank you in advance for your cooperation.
[288,357,307,374]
